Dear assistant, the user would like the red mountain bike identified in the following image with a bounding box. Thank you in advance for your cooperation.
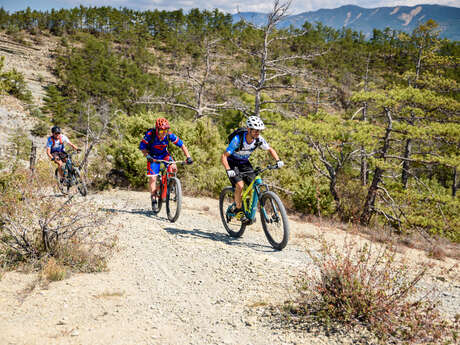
[151,159,185,222]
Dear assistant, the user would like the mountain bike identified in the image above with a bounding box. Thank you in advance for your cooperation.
[219,164,289,250]
[151,159,185,222]
[55,151,87,197]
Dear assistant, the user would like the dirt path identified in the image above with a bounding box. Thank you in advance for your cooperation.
[0,190,458,345]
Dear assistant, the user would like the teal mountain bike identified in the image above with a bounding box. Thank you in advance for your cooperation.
[219,164,289,250]
[55,151,87,196]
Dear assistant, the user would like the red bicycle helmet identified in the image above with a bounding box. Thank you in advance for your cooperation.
[155,117,170,133]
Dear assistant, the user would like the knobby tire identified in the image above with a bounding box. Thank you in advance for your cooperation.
[219,186,246,238]
[166,177,182,222]
[260,191,289,250]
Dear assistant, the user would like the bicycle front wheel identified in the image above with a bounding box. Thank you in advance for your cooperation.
[260,191,289,250]
[166,177,182,222]
[73,168,87,196]
[54,168,67,195]
[219,186,246,238]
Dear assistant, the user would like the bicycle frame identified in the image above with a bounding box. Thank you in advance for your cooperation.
[240,175,265,222]
[237,166,276,223]
[153,159,183,201]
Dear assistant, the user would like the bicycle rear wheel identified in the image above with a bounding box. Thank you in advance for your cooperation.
[166,177,182,222]
[260,191,289,250]
[219,186,246,238]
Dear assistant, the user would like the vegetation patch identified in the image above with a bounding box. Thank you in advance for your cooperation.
[0,163,116,276]
[279,238,456,344]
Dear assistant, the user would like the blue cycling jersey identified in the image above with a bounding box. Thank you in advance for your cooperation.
[226,133,269,163]
[46,134,70,153]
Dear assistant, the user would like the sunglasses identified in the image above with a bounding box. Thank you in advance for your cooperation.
[158,129,168,134]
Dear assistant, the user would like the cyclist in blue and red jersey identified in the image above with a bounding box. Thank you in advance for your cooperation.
[139,117,193,212]
[221,116,284,222]
[46,126,79,181]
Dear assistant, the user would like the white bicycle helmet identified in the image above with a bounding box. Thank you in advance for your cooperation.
[246,116,265,130]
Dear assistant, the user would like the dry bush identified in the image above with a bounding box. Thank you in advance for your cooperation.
[0,163,115,273]
[286,237,454,344]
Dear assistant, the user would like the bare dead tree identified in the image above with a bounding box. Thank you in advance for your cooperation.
[77,100,121,171]
[304,136,361,214]
[360,52,371,186]
[136,36,229,120]
[232,0,329,118]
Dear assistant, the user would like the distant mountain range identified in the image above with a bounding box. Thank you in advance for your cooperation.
[233,4,460,41]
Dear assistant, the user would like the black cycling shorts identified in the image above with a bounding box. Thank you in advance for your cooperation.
[228,160,255,187]
[52,151,68,162]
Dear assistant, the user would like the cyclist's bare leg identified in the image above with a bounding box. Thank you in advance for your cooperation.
[234,180,244,209]
[54,158,65,177]
[148,175,158,197]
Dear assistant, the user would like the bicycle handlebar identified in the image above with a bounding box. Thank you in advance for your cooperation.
[152,159,187,166]
[237,164,278,176]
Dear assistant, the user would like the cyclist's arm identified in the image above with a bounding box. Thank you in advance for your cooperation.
[67,140,79,151]
[267,147,280,161]
[46,146,53,160]
[180,143,191,160]
[221,152,231,170]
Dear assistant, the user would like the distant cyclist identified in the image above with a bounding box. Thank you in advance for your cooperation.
[221,116,284,221]
[46,126,80,182]
[139,117,193,212]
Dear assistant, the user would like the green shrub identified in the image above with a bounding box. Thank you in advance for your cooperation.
[0,56,32,102]
[30,121,49,137]
[8,128,32,161]
[292,178,334,216]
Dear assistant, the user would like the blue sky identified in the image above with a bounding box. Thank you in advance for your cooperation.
[0,0,458,14]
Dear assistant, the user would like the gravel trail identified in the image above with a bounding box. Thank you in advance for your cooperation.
[0,190,458,345]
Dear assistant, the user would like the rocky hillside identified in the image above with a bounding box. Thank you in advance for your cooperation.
[0,33,58,161]
[234,4,460,40]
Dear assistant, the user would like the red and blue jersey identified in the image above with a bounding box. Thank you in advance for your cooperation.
[139,129,183,159]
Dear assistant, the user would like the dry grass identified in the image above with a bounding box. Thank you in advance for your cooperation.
[41,257,67,282]
[0,164,117,277]
[292,210,460,260]
[248,301,268,308]
[94,290,125,299]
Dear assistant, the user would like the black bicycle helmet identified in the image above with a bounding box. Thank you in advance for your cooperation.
[51,126,61,134]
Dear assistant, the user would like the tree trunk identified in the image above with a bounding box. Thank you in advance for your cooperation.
[401,138,412,189]
[453,167,458,197]
[329,175,341,214]
[360,167,383,225]
[360,102,368,185]
[360,108,393,226]
[29,142,37,174]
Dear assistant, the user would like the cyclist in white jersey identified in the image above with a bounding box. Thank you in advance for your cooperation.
[221,116,284,221]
